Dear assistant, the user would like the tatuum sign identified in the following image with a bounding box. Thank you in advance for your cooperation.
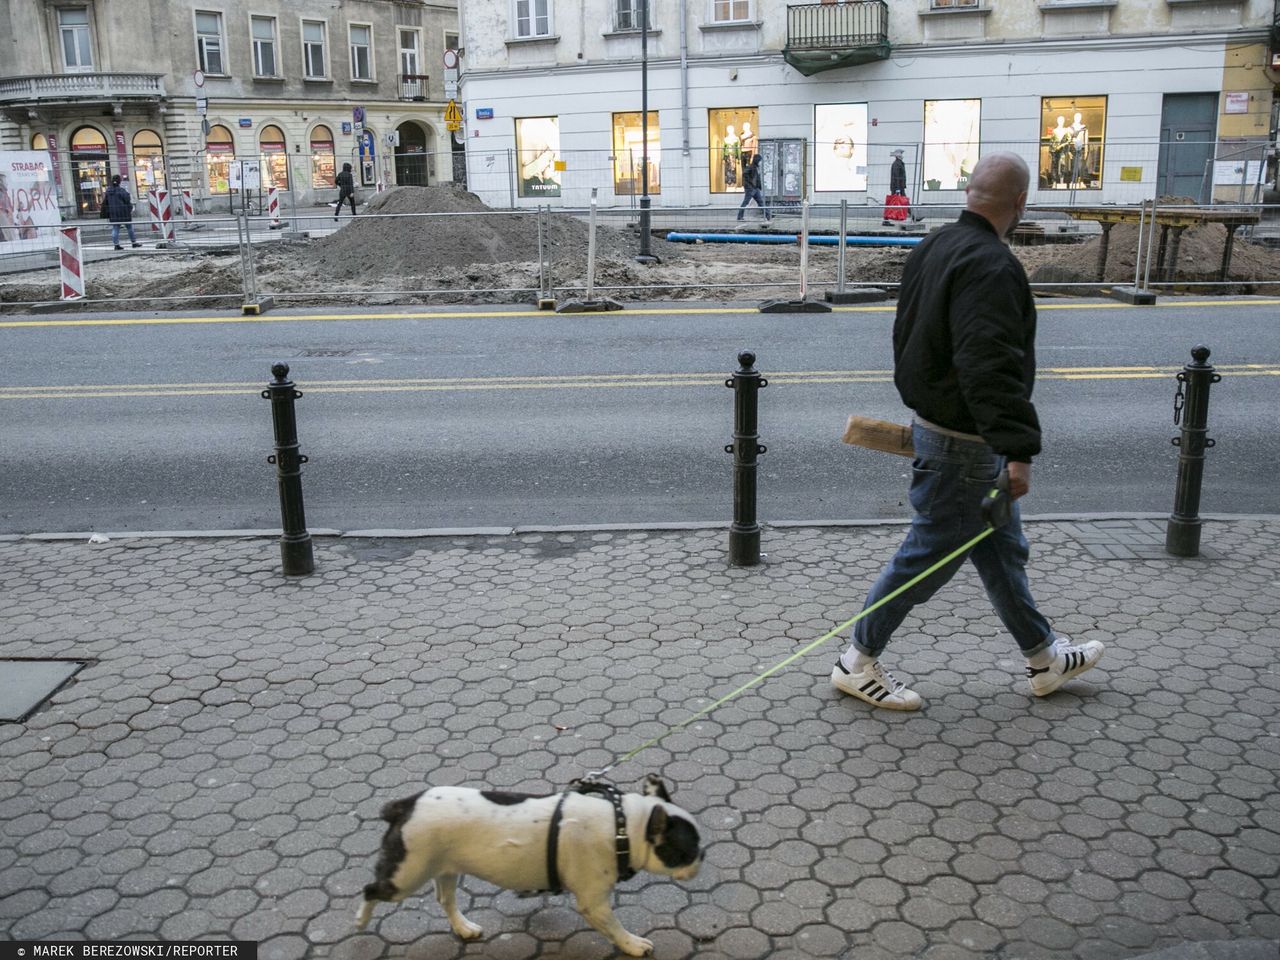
[0,151,61,253]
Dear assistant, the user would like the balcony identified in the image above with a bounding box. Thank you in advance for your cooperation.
[399,74,430,101]
[784,1,890,76]
[0,72,165,108]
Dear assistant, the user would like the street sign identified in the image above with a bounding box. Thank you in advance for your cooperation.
[444,100,462,124]
[476,107,494,120]
[443,49,459,70]
[193,69,205,87]
[195,97,207,115]
[353,106,365,124]
[383,130,400,148]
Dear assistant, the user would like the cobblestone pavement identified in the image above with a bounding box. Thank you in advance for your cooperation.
[1,518,1277,960]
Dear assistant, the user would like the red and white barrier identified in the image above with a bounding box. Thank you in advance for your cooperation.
[148,190,160,233]
[155,189,175,243]
[267,186,282,228]
[181,188,194,220]
[59,227,85,301]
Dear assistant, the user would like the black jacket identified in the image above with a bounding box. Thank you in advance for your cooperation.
[892,210,1041,462]
[742,161,761,191]
[890,157,906,195]
[104,185,132,223]
[336,169,355,194]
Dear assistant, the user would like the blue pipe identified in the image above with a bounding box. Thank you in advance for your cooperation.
[665,232,922,247]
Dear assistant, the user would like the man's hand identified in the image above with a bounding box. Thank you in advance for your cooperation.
[1007,460,1031,500]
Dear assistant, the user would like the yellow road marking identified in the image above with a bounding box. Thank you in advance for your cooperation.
[2,363,1277,400]
[3,298,1280,330]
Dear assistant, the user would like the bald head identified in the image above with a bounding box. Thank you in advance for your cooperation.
[965,152,1029,237]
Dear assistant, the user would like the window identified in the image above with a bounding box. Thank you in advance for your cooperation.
[1039,96,1107,190]
[923,100,981,191]
[399,29,424,98]
[708,106,758,192]
[259,125,288,190]
[712,0,750,22]
[69,126,109,214]
[445,32,459,52]
[814,103,868,192]
[513,0,552,38]
[515,117,561,197]
[133,129,166,194]
[58,7,93,71]
[349,24,372,80]
[195,11,225,74]
[616,0,654,30]
[302,20,327,78]
[310,125,336,188]
[930,0,978,6]
[612,112,660,195]
[251,16,277,77]
[205,124,235,195]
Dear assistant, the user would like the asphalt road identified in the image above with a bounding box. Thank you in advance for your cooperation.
[1,298,1277,535]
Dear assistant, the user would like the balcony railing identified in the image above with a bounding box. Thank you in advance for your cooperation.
[399,74,430,101]
[784,1,890,76]
[0,72,165,105]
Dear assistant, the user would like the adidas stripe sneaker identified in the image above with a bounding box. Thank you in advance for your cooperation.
[831,658,923,711]
[1026,636,1105,697]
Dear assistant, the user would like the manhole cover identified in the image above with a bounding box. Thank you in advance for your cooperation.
[0,659,87,722]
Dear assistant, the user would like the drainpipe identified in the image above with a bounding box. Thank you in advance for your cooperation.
[680,0,691,204]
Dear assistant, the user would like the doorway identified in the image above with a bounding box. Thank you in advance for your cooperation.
[69,125,109,214]
[1157,93,1218,202]
[394,122,429,186]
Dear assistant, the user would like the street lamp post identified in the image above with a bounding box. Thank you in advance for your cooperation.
[636,0,658,264]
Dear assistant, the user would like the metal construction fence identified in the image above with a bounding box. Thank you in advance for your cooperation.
[4,197,1280,310]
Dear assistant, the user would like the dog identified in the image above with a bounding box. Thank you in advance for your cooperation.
[355,775,703,957]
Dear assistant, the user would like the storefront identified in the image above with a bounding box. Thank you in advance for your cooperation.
[310,126,336,189]
[1039,96,1107,190]
[708,107,759,193]
[133,129,166,194]
[611,111,660,195]
[515,116,561,197]
[69,125,109,215]
[259,125,289,191]
[205,124,235,195]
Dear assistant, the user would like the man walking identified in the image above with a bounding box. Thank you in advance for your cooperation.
[334,162,357,220]
[831,152,1102,711]
[104,175,141,250]
[736,154,768,223]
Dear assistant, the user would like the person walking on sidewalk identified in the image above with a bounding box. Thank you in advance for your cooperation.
[104,176,141,250]
[831,152,1103,711]
[334,162,357,220]
[736,154,768,223]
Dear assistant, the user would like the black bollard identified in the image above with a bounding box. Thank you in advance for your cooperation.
[1166,345,1220,558]
[725,351,767,566]
[262,362,315,576]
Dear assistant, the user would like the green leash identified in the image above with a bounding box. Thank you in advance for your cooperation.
[589,518,1000,779]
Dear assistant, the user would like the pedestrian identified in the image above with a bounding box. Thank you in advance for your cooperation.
[831,152,1103,711]
[885,148,922,225]
[103,175,141,250]
[334,162,357,220]
[736,153,768,223]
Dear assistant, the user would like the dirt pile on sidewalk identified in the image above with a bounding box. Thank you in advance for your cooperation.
[307,185,677,279]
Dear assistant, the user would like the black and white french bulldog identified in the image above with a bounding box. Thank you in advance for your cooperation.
[355,775,703,957]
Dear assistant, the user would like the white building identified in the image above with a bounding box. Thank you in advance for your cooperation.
[456,0,1278,210]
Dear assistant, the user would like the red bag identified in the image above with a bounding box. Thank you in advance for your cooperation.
[883,194,909,221]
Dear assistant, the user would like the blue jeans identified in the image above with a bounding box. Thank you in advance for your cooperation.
[737,187,766,219]
[111,222,137,245]
[852,423,1054,658]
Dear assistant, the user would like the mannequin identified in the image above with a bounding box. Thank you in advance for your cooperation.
[1049,116,1071,187]
[1069,112,1088,186]
[722,124,740,187]
[740,121,757,160]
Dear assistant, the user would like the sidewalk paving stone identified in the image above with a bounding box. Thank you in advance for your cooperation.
[0,518,1277,958]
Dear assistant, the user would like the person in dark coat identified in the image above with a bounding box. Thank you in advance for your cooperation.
[334,162,357,220]
[830,152,1104,711]
[735,153,768,222]
[104,175,141,250]
[885,148,922,225]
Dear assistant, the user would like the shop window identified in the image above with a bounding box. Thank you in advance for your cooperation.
[1040,96,1106,190]
[513,0,552,38]
[69,126,109,214]
[252,16,278,77]
[612,112,660,195]
[303,20,328,78]
[195,11,225,75]
[58,7,93,71]
[922,99,980,191]
[259,125,289,190]
[708,107,758,193]
[133,129,166,194]
[350,24,373,80]
[310,125,336,188]
[814,103,868,192]
[712,0,751,23]
[205,124,235,195]
[515,116,561,197]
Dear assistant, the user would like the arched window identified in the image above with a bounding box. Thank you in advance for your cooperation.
[31,133,48,150]
[259,124,288,190]
[133,129,165,194]
[309,124,335,188]
[69,125,109,213]
[205,124,235,195]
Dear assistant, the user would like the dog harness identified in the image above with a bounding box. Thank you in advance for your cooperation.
[545,780,635,894]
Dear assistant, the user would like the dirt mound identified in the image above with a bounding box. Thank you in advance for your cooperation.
[308,184,679,279]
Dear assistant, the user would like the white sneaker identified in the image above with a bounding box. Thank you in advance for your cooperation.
[831,659,922,710]
[1026,636,1104,696]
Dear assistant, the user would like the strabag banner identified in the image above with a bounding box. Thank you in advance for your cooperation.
[0,151,61,253]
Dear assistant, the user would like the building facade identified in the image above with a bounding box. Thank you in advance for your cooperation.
[0,0,460,215]
[456,0,1278,210]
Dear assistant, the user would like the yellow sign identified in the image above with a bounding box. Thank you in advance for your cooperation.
[554,160,566,172]
[446,120,462,132]
[1119,166,1143,182]
[444,100,462,123]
